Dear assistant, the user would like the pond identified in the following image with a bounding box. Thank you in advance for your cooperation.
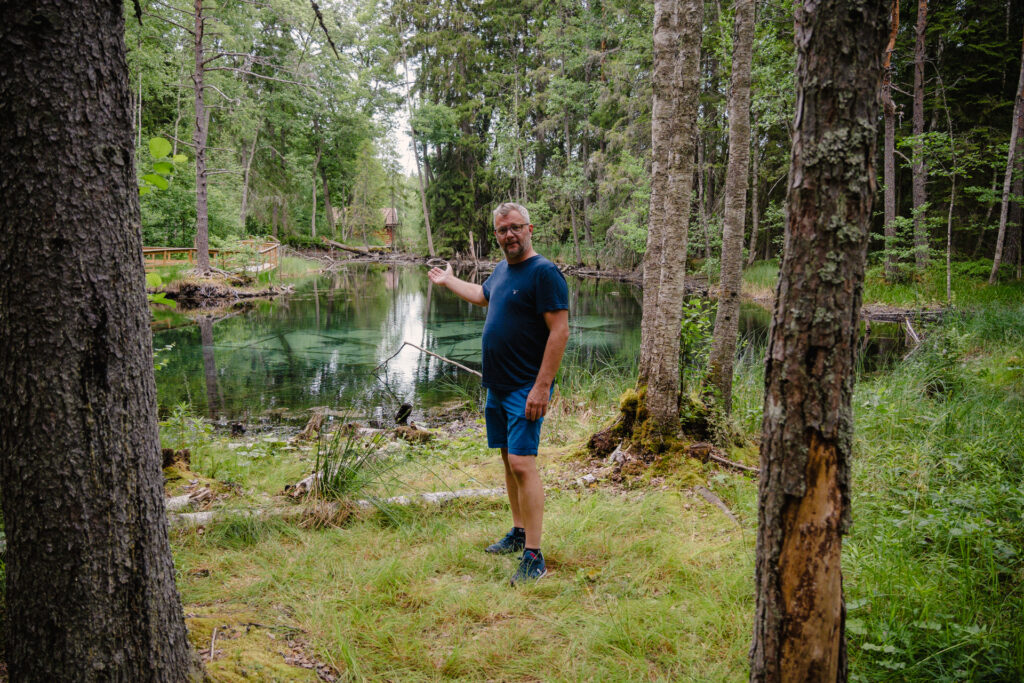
[153,263,901,422]
[153,263,647,422]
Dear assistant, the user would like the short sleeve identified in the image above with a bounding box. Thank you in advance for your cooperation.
[535,263,569,314]
[482,272,493,301]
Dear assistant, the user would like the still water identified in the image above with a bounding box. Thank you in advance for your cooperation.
[153,263,651,421]
[153,263,903,422]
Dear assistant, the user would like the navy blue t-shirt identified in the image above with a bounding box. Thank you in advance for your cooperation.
[481,255,569,392]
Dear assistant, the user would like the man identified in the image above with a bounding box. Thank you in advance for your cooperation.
[428,202,570,586]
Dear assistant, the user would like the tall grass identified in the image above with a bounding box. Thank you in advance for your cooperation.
[844,313,1024,680]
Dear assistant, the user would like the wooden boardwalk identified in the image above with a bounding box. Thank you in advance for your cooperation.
[143,240,280,273]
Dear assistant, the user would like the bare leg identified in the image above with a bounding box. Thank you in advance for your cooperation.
[500,448,523,528]
[508,453,544,549]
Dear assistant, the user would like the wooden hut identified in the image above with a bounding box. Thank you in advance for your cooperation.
[378,207,398,246]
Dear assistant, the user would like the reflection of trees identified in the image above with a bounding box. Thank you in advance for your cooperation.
[153,265,645,418]
[198,316,222,418]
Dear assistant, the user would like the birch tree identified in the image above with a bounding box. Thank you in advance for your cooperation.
[638,0,704,432]
[707,0,756,413]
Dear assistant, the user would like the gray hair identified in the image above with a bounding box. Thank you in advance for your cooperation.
[492,202,530,227]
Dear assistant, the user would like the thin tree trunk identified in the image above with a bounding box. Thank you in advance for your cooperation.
[707,0,755,413]
[400,40,435,257]
[638,0,704,432]
[990,24,1024,284]
[749,0,888,679]
[272,200,279,239]
[321,163,335,236]
[0,1,196,677]
[582,136,594,247]
[699,137,712,261]
[240,132,258,228]
[912,0,929,270]
[746,133,760,267]
[937,73,957,305]
[561,38,583,266]
[192,0,211,272]
[883,0,900,281]
[311,147,321,238]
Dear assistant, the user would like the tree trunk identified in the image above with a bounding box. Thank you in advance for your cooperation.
[990,24,1024,284]
[582,136,594,247]
[272,200,279,238]
[699,136,712,261]
[707,0,755,413]
[403,52,435,257]
[746,133,760,267]
[911,0,929,269]
[638,0,704,432]
[0,1,196,678]
[192,0,211,272]
[240,132,258,228]
[321,164,335,235]
[311,148,321,239]
[749,0,888,680]
[882,0,900,281]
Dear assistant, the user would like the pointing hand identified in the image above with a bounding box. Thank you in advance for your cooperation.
[428,262,453,287]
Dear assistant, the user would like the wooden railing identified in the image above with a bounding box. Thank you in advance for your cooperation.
[143,240,280,273]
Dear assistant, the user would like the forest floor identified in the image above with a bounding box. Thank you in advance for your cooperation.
[162,275,1024,681]
[144,259,1024,680]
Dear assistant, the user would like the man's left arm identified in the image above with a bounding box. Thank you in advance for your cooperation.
[525,309,570,421]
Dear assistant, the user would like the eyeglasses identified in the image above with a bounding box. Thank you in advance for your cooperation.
[495,223,529,237]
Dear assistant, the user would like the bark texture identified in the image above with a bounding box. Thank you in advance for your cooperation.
[192,0,211,271]
[882,0,900,281]
[911,0,929,269]
[746,136,760,267]
[0,1,195,679]
[989,24,1024,284]
[707,0,755,413]
[749,0,888,680]
[638,0,704,429]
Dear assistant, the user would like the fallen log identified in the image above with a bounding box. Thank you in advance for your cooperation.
[320,237,389,255]
[169,487,506,527]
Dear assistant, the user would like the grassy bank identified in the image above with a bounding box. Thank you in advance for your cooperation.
[158,294,1022,680]
[743,259,1024,308]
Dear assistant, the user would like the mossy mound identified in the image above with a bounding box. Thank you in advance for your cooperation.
[185,604,333,681]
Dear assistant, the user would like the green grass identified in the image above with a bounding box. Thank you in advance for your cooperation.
[842,311,1024,681]
[257,254,324,285]
[173,489,754,681]
[743,258,1024,309]
[159,289,1024,680]
[740,260,779,299]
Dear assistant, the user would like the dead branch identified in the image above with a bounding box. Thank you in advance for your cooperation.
[694,486,740,526]
[206,67,312,88]
[376,341,482,378]
[309,1,341,58]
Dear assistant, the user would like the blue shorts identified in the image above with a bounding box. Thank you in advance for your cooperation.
[485,385,552,456]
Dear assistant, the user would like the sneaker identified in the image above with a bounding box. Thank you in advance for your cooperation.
[485,528,525,555]
[510,549,547,586]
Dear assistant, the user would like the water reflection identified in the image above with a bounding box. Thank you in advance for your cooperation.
[154,264,642,420]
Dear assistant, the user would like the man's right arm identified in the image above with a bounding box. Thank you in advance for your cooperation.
[428,264,488,306]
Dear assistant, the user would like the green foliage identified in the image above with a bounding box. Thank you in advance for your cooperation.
[846,312,1024,681]
[144,271,177,309]
[160,403,212,452]
[312,426,389,501]
[138,136,186,197]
